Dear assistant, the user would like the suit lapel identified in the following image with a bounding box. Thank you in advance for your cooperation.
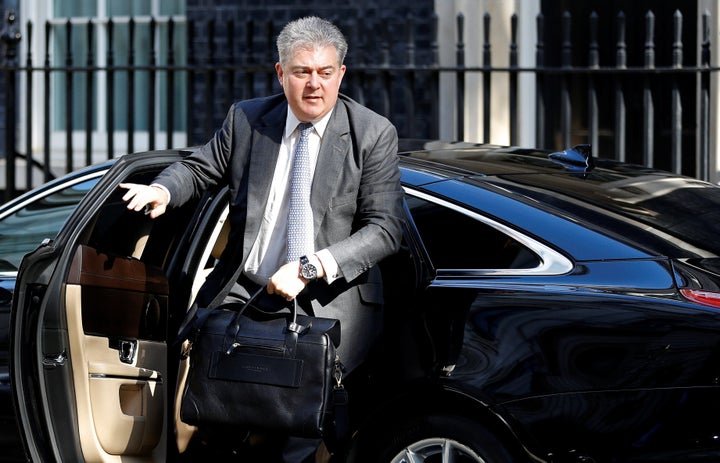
[241,99,349,257]
[311,102,350,235]
[243,102,287,258]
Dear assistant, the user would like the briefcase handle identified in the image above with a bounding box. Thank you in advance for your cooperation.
[225,285,307,329]
[222,285,309,357]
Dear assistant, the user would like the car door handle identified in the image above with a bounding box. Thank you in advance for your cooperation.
[118,339,137,364]
[42,351,67,368]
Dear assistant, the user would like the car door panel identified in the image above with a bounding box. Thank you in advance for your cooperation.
[11,152,231,461]
[68,244,168,341]
[64,244,167,459]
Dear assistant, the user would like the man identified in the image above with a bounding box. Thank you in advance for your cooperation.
[121,16,404,463]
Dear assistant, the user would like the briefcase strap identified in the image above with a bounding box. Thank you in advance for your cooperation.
[325,355,350,456]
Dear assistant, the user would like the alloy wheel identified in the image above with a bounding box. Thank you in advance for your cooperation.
[390,437,487,463]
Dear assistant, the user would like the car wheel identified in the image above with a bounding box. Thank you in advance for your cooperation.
[349,414,516,463]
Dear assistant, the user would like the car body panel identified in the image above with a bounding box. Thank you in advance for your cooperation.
[432,282,720,461]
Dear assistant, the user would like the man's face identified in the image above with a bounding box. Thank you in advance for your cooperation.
[276,45,346,123]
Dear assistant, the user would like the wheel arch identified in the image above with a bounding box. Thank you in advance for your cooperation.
[348,380,539,463]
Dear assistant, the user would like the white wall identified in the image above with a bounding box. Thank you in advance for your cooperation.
[434,0,540,145]
[699,0,720,184]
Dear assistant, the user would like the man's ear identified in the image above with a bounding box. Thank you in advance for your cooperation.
[275,62,284,85]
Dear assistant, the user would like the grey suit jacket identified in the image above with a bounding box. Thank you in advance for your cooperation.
[155,93,404,369]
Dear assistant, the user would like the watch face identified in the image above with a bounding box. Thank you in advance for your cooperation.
[301,263,317,280]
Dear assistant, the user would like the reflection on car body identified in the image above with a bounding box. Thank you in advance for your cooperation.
[5,142,720,463]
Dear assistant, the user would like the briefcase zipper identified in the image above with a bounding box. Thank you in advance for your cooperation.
[226,342,286,355]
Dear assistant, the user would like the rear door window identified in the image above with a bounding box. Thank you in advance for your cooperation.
[405,194,540,271]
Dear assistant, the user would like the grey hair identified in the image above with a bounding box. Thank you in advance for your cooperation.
[276,16,348,66]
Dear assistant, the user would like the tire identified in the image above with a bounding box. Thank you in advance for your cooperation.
[348,414,517,463]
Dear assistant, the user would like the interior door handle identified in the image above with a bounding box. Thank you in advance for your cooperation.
[42,351,67,368]
[118,339,137,364]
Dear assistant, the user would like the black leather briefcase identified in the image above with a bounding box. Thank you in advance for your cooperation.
[179,292,342,438]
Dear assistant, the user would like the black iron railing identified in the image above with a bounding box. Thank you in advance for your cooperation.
[0,8,716,200]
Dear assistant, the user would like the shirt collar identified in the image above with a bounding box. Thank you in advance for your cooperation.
[284,107,334,139]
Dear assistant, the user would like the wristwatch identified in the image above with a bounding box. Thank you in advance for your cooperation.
[299,255,318,281]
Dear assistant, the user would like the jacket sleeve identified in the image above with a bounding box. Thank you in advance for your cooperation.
[152,104,238,207]
[324,117,405,283]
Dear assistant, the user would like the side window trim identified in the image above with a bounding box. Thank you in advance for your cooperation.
[403,187,574,276]
[0,171,105,219]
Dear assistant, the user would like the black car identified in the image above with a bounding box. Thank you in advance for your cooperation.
[9,142,720,463]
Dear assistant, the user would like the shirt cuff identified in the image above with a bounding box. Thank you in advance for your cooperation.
[315,249,342,284]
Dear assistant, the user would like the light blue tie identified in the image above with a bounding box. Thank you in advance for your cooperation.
[287,122,314,263]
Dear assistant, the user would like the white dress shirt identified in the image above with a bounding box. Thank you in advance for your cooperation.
[243,109,340,285]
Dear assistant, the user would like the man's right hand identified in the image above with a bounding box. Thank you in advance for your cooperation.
[119,183,169,219]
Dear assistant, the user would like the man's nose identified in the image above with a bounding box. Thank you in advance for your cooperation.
[307,72,320,88]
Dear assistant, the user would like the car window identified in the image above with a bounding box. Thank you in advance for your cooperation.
[406,194,540,271]
[0,177,100,271]
[84,169,199,269]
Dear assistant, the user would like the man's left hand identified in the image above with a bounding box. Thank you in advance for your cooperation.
[267,261,307,300]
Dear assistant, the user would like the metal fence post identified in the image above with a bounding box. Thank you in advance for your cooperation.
[699,11,711,182]
[457,13,466,141]
[1,9,21,201]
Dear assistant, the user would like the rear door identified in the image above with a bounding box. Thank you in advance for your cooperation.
[10,150,223,462]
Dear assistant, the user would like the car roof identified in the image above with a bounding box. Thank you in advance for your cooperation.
[7,143,716,262]
[398,141,720,258]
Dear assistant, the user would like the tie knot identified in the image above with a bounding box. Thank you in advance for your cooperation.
[297,122,313,136]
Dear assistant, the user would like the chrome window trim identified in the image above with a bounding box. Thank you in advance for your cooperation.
[0,170,107,220]
[403,186,574,276]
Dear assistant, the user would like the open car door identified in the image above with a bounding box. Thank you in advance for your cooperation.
[10,150,230,462]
